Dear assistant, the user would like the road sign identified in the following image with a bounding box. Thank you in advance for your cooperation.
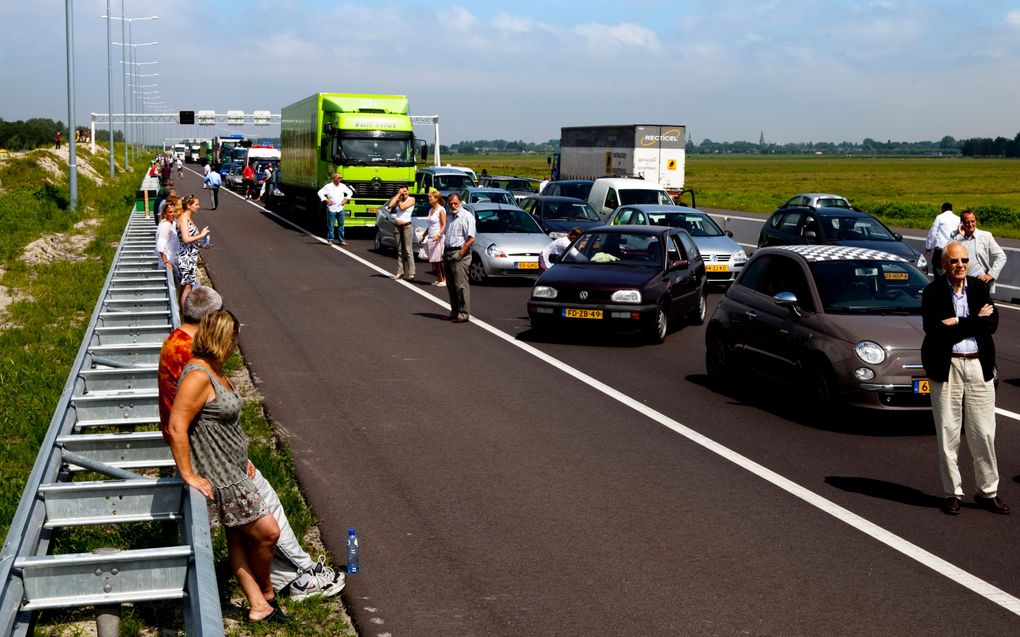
[197,110,216,126]
[178,111,195,125]
[667,159,677,171]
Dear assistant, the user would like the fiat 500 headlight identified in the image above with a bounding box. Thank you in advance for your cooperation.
[854,340,886,365]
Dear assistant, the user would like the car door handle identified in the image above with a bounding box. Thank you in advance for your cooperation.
[744,311,757,320]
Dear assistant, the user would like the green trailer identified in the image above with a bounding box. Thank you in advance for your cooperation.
[280,93,423,230]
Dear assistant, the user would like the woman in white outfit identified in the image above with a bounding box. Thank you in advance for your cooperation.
[156,195,181,278]
[423,189,447,285]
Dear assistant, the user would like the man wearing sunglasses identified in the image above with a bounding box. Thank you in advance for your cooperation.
[921,241,1005,516]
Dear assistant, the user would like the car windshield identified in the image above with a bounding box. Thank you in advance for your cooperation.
[470,191,516,205]
[338,138,414,164]
[619,189,675,206]
[810,260,927,314]
[821,215,896,242]
[474,208,544,234]
[647,212,724,237]
[555,183,593,199]
[435,174,475,189]
[545,202,600,221]
[562,231,665,267]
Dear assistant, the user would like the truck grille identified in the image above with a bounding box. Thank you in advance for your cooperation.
[346,180,411,200]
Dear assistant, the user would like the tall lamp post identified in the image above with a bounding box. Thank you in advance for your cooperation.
[106,14,157,169]
[134,86,159,152]
[113,40,158,161]
[64,0,77,212]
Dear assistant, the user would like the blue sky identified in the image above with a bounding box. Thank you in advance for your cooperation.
[3,1,1019,144]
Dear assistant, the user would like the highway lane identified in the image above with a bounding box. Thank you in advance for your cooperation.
[180,170,1020,635]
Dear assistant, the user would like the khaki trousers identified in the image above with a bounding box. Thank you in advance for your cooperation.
[443,250,471,320]
[394,223,415,278]
[931,357,998,498]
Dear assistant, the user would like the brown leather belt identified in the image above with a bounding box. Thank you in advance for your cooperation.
[951,352,979,359]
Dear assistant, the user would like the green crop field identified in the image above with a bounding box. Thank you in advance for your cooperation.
[441,153,1020,238]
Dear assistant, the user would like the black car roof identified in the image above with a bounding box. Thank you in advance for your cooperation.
[585,224,680,237]
[521,195,587,203]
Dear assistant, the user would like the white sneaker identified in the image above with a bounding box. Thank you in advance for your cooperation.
[286,557,345,600]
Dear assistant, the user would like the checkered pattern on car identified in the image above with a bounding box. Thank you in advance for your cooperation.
[773,244,907,262]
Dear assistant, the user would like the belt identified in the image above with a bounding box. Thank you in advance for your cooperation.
[445,247,462,253]
[951,352,979,359]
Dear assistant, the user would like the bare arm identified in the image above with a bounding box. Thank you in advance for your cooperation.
[167,370,215,498]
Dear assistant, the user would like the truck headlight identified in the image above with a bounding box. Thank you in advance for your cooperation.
[611,289,642,304]
[854,340,887,365]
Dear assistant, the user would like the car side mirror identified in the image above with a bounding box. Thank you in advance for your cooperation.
[669,259,689,271]
[893,232,903,241]
[773,291,802,317]
[804,230,817,243]
[726,230,734,238]
[549,254,560,264]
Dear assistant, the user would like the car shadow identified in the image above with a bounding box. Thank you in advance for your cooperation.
[687,373,935,436]
[824,476,944,510]
[517,327,651,349]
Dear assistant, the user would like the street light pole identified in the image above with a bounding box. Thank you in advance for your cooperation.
[105,0,115,177]
[65,0,78,212]
[121,0,127,170]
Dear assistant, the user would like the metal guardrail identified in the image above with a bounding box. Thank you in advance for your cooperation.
[0,186,223,635]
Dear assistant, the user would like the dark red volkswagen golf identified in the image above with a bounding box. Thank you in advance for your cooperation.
[527,226,707,344]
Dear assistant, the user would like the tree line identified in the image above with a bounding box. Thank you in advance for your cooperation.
[0,118,123,152]
[438,132,1020,158]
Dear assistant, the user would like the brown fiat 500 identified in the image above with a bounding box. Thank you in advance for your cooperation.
[705,244,931,410]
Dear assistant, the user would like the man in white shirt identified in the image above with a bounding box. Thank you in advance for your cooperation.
[317,172,354,246]
[925,202,960,277]
[539,226,582,270]
[952,209,1007,294]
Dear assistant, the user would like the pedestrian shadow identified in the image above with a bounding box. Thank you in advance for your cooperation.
[825,476,944,509]
[1003,378,1020,389]
[414,312,451,322]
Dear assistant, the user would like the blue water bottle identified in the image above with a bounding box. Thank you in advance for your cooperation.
[346,528,360,574]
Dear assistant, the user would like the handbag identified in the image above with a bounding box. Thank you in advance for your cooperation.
[418,236,430,261]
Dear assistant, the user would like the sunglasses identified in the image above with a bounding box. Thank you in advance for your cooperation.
[948,258,969,265]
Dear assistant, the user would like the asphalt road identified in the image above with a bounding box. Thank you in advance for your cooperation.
[182,170,1020,636]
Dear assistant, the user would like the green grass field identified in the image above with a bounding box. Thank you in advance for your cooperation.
[442,153,1020,237]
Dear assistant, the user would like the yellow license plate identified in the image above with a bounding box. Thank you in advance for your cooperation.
[516,261,539,270]
[705,264,729,272]
[913,379,931,395]
[367,207,378,213]
[563,308,603,319]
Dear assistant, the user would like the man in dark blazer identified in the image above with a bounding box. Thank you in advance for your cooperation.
[921,241,1006,516]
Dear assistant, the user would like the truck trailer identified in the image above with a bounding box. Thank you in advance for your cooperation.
[279,93,423,229]
[554,125,687,197]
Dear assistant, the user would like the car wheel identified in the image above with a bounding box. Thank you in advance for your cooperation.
[705,333,731,387]
[803,359,836,413]
[688,287,707,325]
[373,230,383,252]
[646,303,668,344]
[468,254,487,285]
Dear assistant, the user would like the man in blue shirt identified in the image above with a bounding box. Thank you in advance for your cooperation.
[203,169,222,210]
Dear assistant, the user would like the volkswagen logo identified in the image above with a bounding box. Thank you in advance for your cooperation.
[579,291,589,300]
[370,177,383,191]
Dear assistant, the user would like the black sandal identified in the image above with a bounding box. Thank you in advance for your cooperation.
[248,606,292,624]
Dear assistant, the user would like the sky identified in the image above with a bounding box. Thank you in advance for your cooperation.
[3,1,1019,145]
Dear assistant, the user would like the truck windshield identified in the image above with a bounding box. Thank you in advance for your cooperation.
[338,137,414,166]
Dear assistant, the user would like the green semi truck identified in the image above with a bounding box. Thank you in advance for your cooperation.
[279,93,424,229]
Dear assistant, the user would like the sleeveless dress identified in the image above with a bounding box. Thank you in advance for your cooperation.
[176,219,200,286]
[179,362,267,527]
[423,206,446,262]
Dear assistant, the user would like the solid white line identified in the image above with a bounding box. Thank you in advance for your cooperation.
[215,173,1020,617]
[997,407,1020,421]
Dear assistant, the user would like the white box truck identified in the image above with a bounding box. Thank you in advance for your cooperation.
[555,124,688,199]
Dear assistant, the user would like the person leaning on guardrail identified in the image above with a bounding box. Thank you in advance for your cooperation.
[158,289,346,601]
[167,310,292,624]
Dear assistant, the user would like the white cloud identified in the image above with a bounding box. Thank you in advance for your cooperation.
[1007,10,1020,30]
[571,22,663,53]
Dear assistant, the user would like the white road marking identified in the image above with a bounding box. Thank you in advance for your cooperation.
[997,407,1020,421]
[221,174,1020,617]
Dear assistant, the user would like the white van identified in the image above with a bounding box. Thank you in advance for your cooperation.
[587,177,675,220]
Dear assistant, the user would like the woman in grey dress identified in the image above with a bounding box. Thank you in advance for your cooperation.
[167,310,290,624]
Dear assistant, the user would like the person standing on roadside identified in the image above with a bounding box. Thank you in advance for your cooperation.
[317,171,353,246]
[925,202,960,277]
[921,241,1007,517]
[952,209,1007,294]
[422,189,447,286]
[176,194,211,307]
[158,289,345,602]
[54,131,61,149]
[242,163,256,200]
[443,192,475,323]
[203,169,222,210]
[386,186,417,280]
[156,196,181,276]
